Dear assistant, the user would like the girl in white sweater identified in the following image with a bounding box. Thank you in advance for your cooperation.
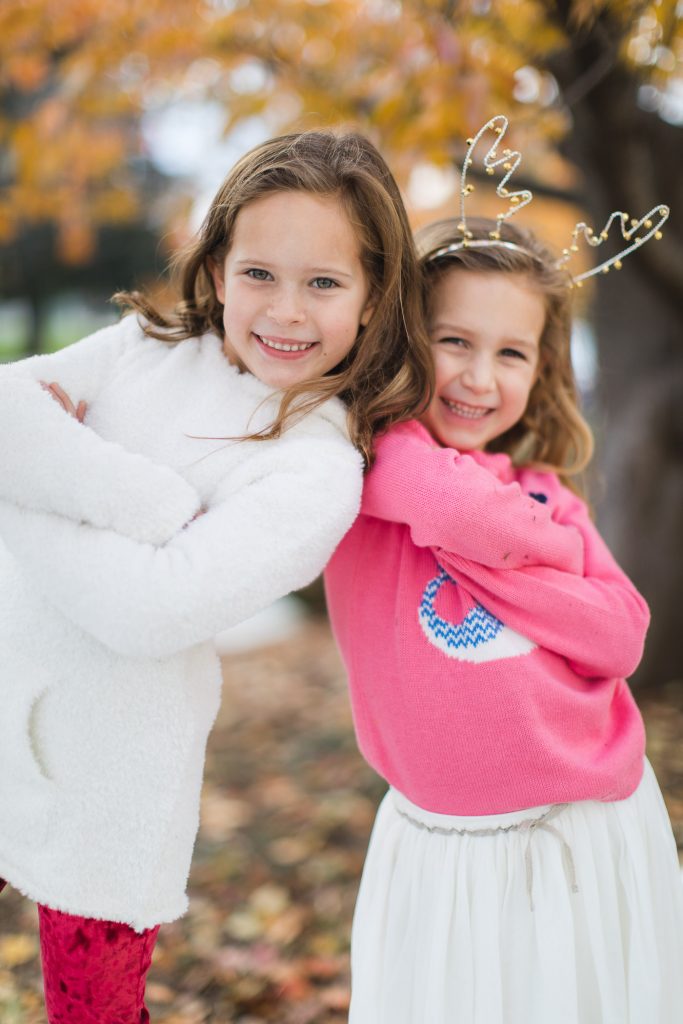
[0,129,432,1022]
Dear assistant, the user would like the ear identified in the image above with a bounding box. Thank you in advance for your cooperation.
[208,258,226,303]
[532,343,547,386]
[359,295,375,327]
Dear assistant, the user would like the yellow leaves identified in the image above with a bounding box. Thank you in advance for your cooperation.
[569,0,607,27]
[299,35,338,67]
[145,981,176,1004]
[466,3,560,63]
[6,183,63,221]
[13,118,128,195]
[622,0,681,84]
[57,219,95,265]
[0,8,148,257]
[32,97,69,138]
[2,0,672,264]
[268,834,312,864]
[2,52,50,91]
[154,1009,207,1024]
[0,934,38,968]
[91,187,139,221]
[0,202,17,245]
[225,883,307,945]
[200,787,253,842]
[250,883,291,918]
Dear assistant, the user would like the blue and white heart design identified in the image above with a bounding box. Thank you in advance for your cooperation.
[418,567,535,663]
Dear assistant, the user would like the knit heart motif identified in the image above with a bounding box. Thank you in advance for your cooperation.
[418,566,535,663]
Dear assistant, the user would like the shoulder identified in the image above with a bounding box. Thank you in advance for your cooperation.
[114,324,243,386]
[370,419,436,462]
[65,314,176,369]
[95,313,151,353]
[212,390,363,501]
[109,315,224,356]
[382,419,433,445]
[278,401,363,483]
[116,318,210,360]
[285,395,354,445]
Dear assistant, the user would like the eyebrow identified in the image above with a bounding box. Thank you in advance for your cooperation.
[430,322,539,351]
[232,258,355,280]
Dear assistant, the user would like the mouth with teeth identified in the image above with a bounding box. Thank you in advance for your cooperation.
[441,397,493,420]
[254,333,318,357]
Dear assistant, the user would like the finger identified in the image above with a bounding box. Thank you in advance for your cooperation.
[76,400,87,423]
[47,382,77,417]
[40,381,68,413]
[41,381,64,403]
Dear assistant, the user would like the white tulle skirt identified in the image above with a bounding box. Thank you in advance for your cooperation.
[350,760,683,1024]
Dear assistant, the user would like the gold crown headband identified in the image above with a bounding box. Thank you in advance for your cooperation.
[429,115,669,287]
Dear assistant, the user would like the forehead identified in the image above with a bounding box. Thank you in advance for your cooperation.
[429,268,546,333]
[230,190,363,257]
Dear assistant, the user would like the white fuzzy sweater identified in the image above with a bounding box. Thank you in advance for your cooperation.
[0,316,363,930]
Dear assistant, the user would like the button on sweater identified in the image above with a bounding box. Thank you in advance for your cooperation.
[324,420,648,815]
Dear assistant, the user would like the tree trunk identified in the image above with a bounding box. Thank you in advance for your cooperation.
[546,1,683,688]
[594,265,683,688]
[25,293,47,357]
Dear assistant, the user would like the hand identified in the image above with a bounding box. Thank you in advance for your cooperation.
[40,381,87,423]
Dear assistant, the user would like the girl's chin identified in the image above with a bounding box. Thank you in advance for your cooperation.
[421,412,491,451]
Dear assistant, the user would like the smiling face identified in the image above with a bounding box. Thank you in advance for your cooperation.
[422,269,545,451]
[210,190,374,389]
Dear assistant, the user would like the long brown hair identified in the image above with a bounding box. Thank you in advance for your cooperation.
[115,129,433,466]
[416,216,594,493]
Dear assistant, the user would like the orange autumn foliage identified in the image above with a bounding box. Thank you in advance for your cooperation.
[1,0,679,261]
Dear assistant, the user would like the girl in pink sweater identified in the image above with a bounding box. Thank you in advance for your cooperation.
[324,215,683,1023]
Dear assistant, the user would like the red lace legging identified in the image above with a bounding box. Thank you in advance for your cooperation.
[1,880,160,1023]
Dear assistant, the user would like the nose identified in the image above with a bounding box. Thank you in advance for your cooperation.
[267,286,306,326]
[461,352,495,394]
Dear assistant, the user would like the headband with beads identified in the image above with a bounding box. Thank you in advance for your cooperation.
[427,115,670,287]
[557,206,669,286]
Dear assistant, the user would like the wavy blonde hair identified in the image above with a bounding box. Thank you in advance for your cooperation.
[115,129,433,466]
[415,217,594,494]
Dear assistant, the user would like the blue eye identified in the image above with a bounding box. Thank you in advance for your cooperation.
[246,268,272,281]
[311,277,338,289]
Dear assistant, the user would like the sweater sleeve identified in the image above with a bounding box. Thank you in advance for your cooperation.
[436,486,650,680]
[361,422,584,573]
[0,433,363,658]
[0,321,201,544]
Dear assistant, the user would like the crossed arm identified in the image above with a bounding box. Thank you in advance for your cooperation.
[363,422,649,680]
[0,324,201,544]
[0,430,362,658]
[1,330,363,657]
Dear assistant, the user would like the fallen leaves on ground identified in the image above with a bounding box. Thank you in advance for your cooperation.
[1,617,681,1022]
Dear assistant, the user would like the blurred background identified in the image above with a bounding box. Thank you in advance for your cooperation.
[0,1,681,1020]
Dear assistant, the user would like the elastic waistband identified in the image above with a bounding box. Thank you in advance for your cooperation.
[390,789,578,911]
[390,787,553,831]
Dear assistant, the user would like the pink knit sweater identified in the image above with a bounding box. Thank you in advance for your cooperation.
[324,420,649,814]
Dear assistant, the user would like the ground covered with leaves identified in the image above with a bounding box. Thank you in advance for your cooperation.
[1,616,682,1022]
